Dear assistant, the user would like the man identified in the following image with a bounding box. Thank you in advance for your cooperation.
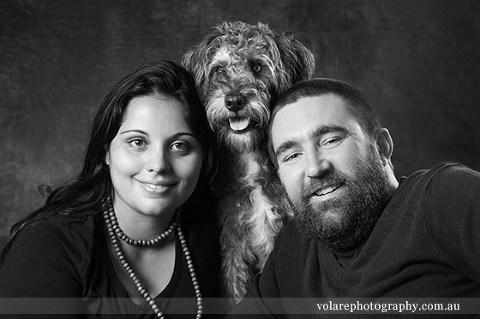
[228,78,480,318]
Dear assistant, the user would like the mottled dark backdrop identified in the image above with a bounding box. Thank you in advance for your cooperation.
[0,0,479,238]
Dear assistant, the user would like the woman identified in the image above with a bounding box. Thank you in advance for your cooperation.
[0,61,223,318]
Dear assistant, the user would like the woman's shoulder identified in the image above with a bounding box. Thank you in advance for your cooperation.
[0,211,102,297]
[28,210,97,236]
[4,211,100,264]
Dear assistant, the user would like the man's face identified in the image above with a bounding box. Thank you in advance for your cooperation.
[271,94,389,249]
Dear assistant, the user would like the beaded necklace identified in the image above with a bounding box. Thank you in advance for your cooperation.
[103,198,203,318]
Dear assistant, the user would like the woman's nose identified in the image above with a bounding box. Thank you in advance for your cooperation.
[146,145,171,173]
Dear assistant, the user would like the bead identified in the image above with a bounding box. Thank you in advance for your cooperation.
[103,199,201,318]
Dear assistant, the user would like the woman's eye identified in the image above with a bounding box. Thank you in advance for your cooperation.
[171,141,191,152]
[129,139,146,148]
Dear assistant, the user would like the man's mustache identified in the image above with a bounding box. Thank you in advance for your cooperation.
[300,173,347,203]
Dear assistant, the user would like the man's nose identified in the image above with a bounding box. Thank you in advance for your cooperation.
[306,150,330,178]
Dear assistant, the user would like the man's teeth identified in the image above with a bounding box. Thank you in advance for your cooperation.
[229,117,250,131]
[315,185,340,196]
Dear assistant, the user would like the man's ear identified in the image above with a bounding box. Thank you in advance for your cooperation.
[375,128,393,166]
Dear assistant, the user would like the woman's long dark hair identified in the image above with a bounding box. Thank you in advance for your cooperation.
[1,60,213,262]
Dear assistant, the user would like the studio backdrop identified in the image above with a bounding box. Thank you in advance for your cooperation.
[0,0,478,239]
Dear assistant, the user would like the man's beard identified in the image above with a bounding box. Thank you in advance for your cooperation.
[294,148,389,250]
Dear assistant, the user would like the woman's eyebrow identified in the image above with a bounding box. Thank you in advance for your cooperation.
[120,129,148,135]
[171,132,197,139]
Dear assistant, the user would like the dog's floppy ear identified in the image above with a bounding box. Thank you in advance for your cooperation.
[181,44,208,101]
[274,34,315,91]
[182,26,224,102]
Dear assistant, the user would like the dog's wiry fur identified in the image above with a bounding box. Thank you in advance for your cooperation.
[182,21,315,304]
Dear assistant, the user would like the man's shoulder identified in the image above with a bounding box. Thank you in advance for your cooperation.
[428,162,480,182]
[403,162,480,193]
[395,162,480,231]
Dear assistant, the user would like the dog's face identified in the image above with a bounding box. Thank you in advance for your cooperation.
[182,21,315,153]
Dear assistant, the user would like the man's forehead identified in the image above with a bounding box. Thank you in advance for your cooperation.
[275,94,349,123]
[271,94,356,144]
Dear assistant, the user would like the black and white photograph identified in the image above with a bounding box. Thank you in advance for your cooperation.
[0,0,479,317]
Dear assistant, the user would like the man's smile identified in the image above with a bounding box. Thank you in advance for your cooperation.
[312,183,344,197]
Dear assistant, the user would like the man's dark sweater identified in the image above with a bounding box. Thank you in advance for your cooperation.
[230,163,480,318]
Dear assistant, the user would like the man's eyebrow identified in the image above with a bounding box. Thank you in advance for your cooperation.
[274,140,297,159]
[311,125,349,138]
[274,125,349,158]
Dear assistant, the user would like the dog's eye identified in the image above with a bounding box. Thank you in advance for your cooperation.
[212,66,226,76]
[251,62,262,74]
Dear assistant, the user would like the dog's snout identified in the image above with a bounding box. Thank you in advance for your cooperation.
[225,94,246,112]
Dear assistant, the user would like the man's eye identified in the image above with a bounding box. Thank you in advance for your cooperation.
[322,137,342,147]
[284,152,301,163]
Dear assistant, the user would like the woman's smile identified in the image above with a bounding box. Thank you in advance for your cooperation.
[135,178,178,194]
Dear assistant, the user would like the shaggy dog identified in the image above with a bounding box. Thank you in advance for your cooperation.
[182,21,315,303]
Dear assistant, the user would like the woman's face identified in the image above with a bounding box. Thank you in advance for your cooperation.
[106,94,203,219]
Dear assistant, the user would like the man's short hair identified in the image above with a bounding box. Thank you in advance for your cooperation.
[268,78,383,166]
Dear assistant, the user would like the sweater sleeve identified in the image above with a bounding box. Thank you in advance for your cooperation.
[424,164,480,282]
[0,219,85,317]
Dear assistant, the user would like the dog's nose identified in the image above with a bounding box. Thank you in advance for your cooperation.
[225,94,246,112]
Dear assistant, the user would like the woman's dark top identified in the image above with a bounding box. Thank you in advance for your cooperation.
[0,197,225,318]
